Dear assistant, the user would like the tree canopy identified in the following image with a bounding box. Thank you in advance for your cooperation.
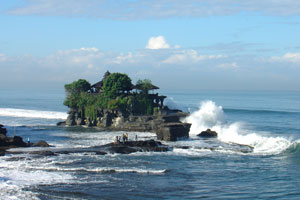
[102,73,132,99]
[136,79,154,94]
[64,79,91,94]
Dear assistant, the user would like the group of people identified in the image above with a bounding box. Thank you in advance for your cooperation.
[113,133,138,144]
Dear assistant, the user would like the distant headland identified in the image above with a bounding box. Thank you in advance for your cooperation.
[59,71,191,141]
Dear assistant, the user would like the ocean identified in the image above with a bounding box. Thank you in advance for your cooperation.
[0,88,300,199]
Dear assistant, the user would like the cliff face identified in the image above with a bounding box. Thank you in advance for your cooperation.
[63,107,191,141]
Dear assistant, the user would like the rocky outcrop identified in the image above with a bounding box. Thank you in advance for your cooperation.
[197,129,218,138]
[0,124,7,136]
[157,123,191,141]
[31,140,51,147]
[61,107,191,141]
[0,125,51,156]
[7,140,170,156]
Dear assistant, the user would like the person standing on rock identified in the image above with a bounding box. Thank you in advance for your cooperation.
[122,134,125,144]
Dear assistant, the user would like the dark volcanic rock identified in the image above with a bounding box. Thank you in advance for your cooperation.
[197,129,218,138]
[0,124,7,136]
[31,140,51,147]
[156,123,191,141]
[0,125,51,156]
[13,136,27,147]
[105,140,169,154]
[28,151,56,156]
[56,121,66,126]
[62,107,191,141]
[6,140,170,156]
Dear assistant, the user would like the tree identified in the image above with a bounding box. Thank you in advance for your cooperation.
[102,73,132,99]
[64,79,91,94]
[64,79,91,108]
[136,79,154,94]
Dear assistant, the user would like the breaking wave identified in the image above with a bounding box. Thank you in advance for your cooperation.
[183,101,298,155]
[28,166,167,174]
[0,108,67,120]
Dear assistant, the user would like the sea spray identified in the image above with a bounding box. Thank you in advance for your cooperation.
[184,100,295,155]
[183,101,224,135]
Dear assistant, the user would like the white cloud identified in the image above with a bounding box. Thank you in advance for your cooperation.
[163,50,226,64]
[146,36,170,50]
[5,0,300,19]
[282,52,300,62]
[271,52,300,63]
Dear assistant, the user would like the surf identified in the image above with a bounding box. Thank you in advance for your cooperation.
[0,108,67,120]
[183,100,298,155]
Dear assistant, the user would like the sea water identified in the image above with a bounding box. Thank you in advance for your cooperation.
[0,89,300,199]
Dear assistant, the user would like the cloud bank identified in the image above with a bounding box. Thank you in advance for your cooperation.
[1,45,300,90]
[5,0,300,19]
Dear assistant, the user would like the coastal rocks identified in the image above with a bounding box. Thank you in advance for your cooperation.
[66,110,76,126]
[156,123,191,141]
[0,125,51,156]
[7,140,169,156]
[197,129,218,138]
[0,135,27,148]
[31,140,51,147]
[63,106,192,142]
[0,124,7,136]
[107,140,169,154]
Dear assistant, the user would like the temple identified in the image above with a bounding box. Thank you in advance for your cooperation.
[89,71,166,109]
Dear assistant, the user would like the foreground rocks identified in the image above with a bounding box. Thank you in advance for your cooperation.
[0,124,51,156]
[7,139,170,156]
[60,107,191,141]
[0,124,7,136]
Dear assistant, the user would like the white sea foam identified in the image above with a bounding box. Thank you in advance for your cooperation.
[0,108,67,120]
[27,166,166,174]
[0,156,74,200]
[183,100,296,155]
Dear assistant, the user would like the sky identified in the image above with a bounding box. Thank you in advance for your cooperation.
[1,0,300,91]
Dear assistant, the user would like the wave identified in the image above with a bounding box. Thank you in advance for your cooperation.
[28,166,167,174]
[0,108,67,120]
[183,101,298,155]
[283,141,300,155]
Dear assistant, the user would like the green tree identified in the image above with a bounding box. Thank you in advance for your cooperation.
[136,79,153,94]
[64,79,91,108]
[65,79,91,94]
[102,73,132,99]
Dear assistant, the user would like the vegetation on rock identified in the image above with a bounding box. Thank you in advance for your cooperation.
[63,72,164,123]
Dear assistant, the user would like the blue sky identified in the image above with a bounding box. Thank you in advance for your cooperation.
[1,0,300,91]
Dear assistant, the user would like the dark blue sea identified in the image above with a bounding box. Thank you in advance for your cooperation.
[0,89,300,199]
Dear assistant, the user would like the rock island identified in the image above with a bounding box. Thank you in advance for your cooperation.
[60,71,191,141]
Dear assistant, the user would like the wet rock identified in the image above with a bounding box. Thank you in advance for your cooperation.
[31,140,51,147]
[56,121,66,126]
[156,123,191,141]
[197,129,218,138]
[6,140,169,156]
[28,151,56,156]
[0,124,7,136]
[106,140,169,154]
[12,136,27,147]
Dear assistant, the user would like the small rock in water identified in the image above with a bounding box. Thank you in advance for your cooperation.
[32,140,51,147]
[197,129,218,138]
